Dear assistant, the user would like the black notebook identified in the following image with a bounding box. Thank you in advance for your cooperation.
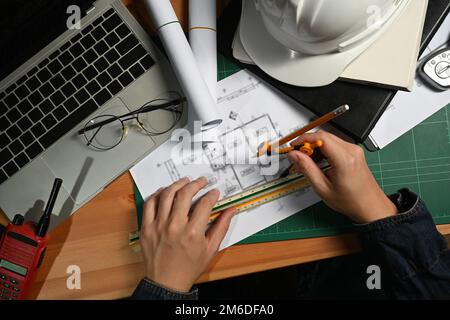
[217,0,450,144]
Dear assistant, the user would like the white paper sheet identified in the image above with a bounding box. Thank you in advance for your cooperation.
[131,70,323,250]
[368,14,450,149]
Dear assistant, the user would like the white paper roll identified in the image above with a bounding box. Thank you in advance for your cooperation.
[144,0,222,130]
[189,0,217,99]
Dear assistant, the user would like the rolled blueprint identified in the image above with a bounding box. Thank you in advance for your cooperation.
[189,0,217,99]
[144,0,222,131]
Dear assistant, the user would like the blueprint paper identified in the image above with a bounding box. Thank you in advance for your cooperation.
[144,0,221,126]
[368,13,450,149]
[189,0,217,99]
[131,70,324,250]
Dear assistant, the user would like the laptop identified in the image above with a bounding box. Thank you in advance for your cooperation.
[0,0,185,228]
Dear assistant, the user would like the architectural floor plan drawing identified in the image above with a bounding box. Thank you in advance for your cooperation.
[159,113,290,200]
[131,70,327,249]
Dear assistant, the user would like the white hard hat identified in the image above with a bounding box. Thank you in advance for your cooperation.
[239,0,410,87]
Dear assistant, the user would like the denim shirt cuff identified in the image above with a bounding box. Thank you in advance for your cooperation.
[354,188,421,233]
[353,189,449,283]
[132,277,198,300]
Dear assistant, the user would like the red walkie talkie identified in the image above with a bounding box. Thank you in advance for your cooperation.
[0,178,62,300]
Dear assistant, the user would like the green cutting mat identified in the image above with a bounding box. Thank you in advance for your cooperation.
[134,55,450,244]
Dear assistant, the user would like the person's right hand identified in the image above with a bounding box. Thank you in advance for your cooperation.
[287,131,398,224]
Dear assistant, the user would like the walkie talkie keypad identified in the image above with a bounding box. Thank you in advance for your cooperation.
[0,275,21,299]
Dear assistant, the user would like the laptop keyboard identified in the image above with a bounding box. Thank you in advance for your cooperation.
[0,8,155,184]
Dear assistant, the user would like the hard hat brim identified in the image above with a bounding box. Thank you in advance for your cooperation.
[238,0,406,87]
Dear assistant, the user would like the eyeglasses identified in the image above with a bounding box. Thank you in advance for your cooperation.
[78,91,186,151]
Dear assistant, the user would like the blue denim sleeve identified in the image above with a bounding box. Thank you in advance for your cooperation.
[131,277,198,300]
[355,189,450,299]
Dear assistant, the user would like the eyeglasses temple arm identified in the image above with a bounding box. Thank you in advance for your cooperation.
[135,98,187,115]
[78,116,119,134]
[78,97,187,134]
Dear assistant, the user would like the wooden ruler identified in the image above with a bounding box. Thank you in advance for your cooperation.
[209,162,330,222]
[129,162,330,246]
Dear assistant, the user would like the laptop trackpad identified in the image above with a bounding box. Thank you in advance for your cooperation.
[42,98,156,205]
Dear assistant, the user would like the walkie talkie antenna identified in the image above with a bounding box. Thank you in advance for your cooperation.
[36,178,63,237]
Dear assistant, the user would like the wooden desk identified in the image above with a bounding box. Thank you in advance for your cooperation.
[1,0,449,299]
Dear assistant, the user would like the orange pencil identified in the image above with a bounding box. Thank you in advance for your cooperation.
[256,104,349,157]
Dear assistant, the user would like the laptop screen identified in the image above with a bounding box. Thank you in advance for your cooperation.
[0,0,95,82]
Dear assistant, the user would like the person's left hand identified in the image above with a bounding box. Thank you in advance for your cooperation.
[140,177,237,293]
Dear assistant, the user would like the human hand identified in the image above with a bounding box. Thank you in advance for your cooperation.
[140,177,236,292]
[287,131,397,223]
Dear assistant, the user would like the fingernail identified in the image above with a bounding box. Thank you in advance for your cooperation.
[294,152,304,161]
[287,152,295,161]
[210,188,220,197]
[287,151,300,162]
